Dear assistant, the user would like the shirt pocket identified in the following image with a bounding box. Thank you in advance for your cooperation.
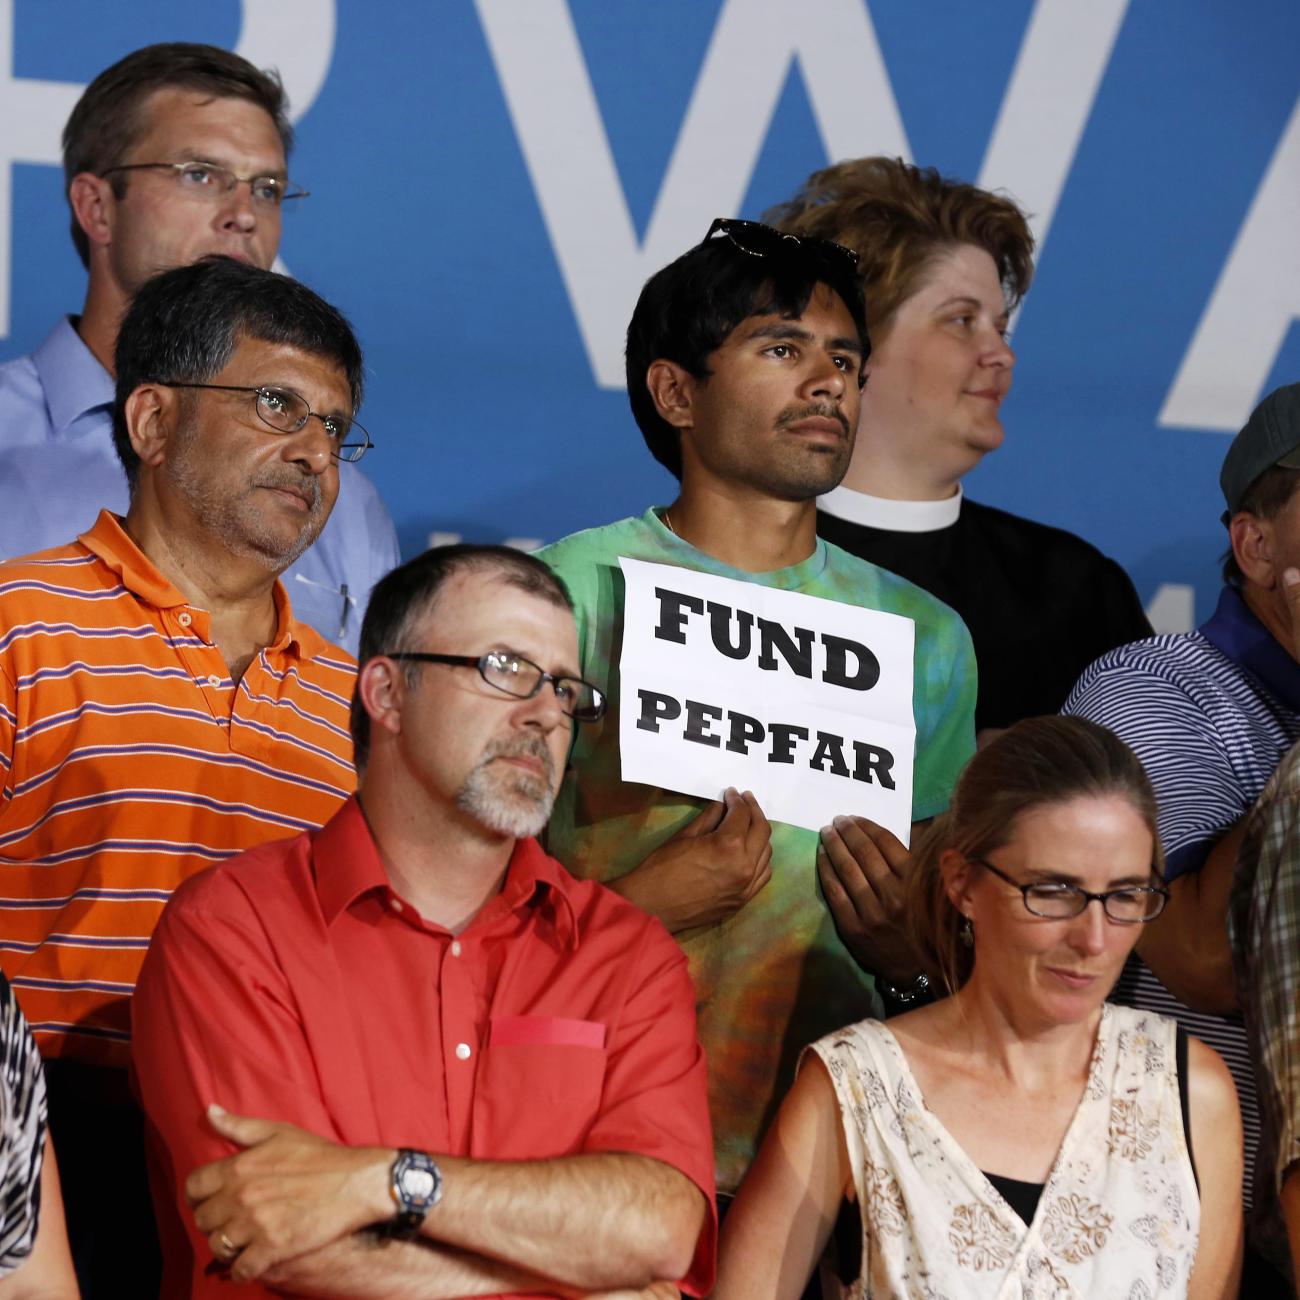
[490,1016,607,1049]
[473,1016,608,1159]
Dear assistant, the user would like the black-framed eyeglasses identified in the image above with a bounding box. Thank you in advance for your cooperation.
[155,383,372,463]
[387,651,606,723]
[972,857,1169,924]
[102,161,308,207]
[701,217,860,275]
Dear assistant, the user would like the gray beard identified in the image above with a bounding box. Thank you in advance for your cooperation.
[165,427,327,572]
[455,735,558,839]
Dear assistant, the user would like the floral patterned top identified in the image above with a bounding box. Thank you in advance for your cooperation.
[810,1004,1199,1299]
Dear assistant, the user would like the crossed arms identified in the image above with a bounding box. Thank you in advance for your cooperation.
[130,867,714,1298]
[185,1106,701,1297]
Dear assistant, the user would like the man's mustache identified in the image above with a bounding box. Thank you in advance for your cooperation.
[482,734,556,785]
[256,471,323,513]
[775,402,851,438]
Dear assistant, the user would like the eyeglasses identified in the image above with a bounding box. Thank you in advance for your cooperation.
[972,857,1169,924]
[387,651,607,723]
[701,217,860,276]
[156,383,372,463]
[102,161,308,207]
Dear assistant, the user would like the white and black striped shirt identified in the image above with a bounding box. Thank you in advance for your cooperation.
[1065,585,1300,1212]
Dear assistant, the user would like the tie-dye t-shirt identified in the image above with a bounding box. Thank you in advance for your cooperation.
[538,509,976,1192]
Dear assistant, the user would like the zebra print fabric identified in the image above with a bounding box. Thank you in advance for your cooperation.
[0,970,45,1273]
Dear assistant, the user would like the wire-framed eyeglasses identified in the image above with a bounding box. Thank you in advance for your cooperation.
[155,383,372,463]
[387,651,607,723]
[102,161,308,207]
[973,857,1169,924]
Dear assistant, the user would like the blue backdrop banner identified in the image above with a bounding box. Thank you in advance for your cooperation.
[4,0,1299,634]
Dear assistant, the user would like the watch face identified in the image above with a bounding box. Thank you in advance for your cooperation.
[401,1167,438,1205]
[394,1151,442,1214]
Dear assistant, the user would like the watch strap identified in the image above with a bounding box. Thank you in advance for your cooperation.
[876,970,933,1017]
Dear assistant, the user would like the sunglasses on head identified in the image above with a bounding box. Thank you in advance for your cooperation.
[700,217,860,276]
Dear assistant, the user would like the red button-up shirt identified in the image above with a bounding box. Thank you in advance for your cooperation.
[132,797,716,1297]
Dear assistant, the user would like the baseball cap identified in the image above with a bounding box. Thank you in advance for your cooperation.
[1221,383,1300,515]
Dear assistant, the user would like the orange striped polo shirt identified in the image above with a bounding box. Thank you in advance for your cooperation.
[0,511,357,1067]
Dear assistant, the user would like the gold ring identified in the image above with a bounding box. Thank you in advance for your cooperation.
[217,1230,240,1261]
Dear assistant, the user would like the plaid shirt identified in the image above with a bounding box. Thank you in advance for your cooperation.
[1232,739,1300,1278]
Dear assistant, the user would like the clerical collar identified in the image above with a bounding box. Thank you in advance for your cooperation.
[819,484,963,534]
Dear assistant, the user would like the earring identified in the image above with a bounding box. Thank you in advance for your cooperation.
[960,916,974,947]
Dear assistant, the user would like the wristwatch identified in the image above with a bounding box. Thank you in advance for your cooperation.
[387,1148,442,1238]
[876,970,933,1016]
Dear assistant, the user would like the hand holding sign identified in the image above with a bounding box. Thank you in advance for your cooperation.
[817,816,923,986]
[613,788,773,934]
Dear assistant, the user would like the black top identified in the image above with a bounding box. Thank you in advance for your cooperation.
[817,499,1153,732]
[984,1171,1045,1226]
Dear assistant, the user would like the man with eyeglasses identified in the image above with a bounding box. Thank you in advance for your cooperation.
[0,256,366,1295]
[132,544,716,1299]
[0,41,398,654]
[537,220,977,1204]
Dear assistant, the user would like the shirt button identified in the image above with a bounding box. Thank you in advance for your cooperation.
[206,674,222,688]
[450,940,462,957]
[177,611,192,627]
[455,1042,472,1061]
[389,897,402,913]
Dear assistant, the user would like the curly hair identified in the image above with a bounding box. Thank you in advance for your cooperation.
[765,156,1034,336]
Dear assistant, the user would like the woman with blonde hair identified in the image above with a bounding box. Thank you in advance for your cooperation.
[714,716,1242,1298]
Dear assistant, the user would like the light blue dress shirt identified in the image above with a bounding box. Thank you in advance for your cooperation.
[0,318,400,655]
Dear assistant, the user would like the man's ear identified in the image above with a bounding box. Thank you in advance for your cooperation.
[645,360,698,432]
[67,173,116,253]
[1230,512,1276,589]
[357,657,407,744]
[124,384,178,472]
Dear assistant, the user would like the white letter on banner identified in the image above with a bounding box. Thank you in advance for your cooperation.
[1145,583,1194,635]
[1158,95,1300,433]
[476,0,908,389]
[233,0,335,124]
[977,0,1129,331]
[618,558,917,842]
[0,0,334,337]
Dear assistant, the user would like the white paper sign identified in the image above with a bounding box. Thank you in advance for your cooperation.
[618,557,917,841]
